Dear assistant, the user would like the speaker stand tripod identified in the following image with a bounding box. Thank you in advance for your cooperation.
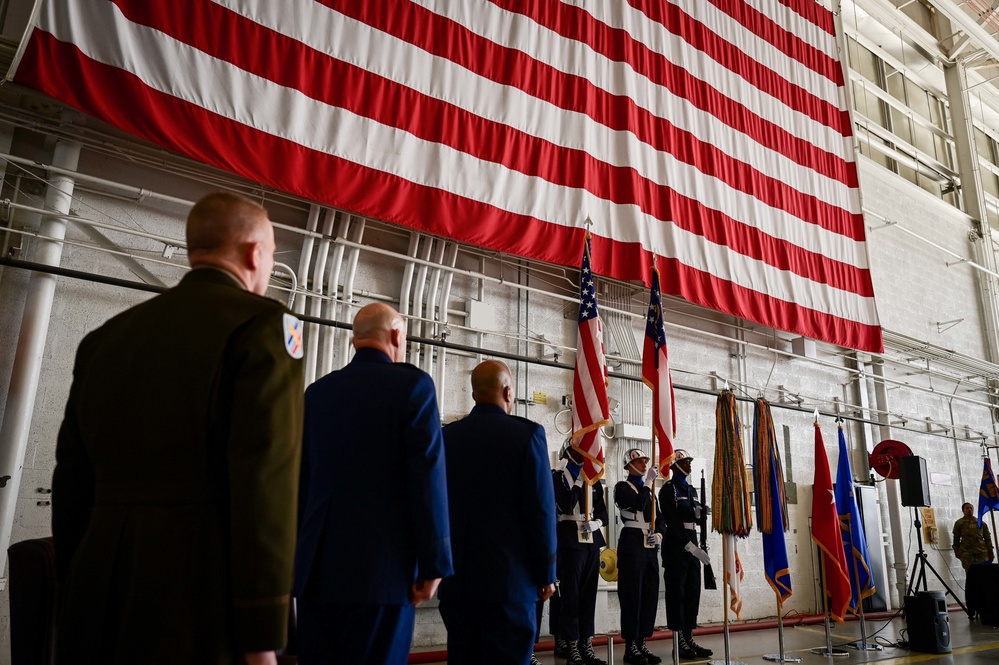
[906,509,968,615]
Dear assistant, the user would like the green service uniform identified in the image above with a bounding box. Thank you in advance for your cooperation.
[52,268,304,664]
[953,515,994,570]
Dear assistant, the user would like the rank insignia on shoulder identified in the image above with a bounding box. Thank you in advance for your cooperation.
[283,313,304,359]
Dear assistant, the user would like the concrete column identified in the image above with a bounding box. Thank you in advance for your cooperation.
[0,137,81,581]
[944,61,999,371]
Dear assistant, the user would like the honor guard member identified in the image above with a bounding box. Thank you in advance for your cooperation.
[615,449,663,665]
[656,450,713,660]
[439,360,557,665]
[554,441,609,665]
[294,303,453,664]
[53,192,304,665]
[954,502,995,570]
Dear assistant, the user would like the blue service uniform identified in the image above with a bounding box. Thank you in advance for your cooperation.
[614,476,660,642]
[438,404,557,665]
[554,465,608,642]
[656,473,702,632]
[294,348,453,665]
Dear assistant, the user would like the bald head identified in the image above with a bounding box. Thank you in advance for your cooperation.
[471,360,514,413]
[186,192,275,295]
[352,303,407,361]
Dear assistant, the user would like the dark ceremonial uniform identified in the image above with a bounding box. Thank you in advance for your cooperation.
[295,347,453,665]
[614,476,660,642]
[53,268,304,664]
[656,472,702,632]
[554,465,608,643]
[438,404,557,665]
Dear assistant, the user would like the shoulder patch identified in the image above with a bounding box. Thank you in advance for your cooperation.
[283,313,304,359]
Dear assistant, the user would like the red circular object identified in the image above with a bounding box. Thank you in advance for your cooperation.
[869,439,913,479]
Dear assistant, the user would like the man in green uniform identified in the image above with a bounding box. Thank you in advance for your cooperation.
[954,502,995,570]
[52,192,304,665]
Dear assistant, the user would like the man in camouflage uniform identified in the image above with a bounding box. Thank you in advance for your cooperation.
[953,502,995,570]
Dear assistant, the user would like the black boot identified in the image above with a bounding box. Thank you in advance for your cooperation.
[685,631,713,658]
[554,638,570,659]
[566,640,584,665]
[638,639,662,664]
[578,637,608,665]
[675,632,698,660]
[530,654,543,665]
[623,641,649,665]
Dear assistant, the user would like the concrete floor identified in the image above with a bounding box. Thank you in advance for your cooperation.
[414,609,999,664]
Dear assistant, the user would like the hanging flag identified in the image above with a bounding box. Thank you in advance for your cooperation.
[753,399,792,605]
[712,391,752,537]
[712,390,752,618]
[571,233,609,483]
[11,0,882,353]
[811,423,851,623]
[642,265,676,474]
[978,458,999,527]
[723,534,745,619]
[834,426,875,613]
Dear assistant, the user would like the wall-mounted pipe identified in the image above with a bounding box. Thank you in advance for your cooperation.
[305,209,335,385]
[294,205,322,316]
[320,215,349,377]
[335,218,365,372]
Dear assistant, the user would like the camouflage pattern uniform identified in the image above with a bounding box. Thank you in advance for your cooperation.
[953,515,995,570]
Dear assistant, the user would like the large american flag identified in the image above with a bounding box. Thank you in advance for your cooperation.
[571,233,609,484]
[10,0,882,352]
[642,265,676,475]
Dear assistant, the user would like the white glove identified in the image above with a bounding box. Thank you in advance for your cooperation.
[685,542,711,565]
[646,532,663,546]
[693,505,702,520]
[643,466,659,484]
[573,475,584,488]
[582,520,601,534]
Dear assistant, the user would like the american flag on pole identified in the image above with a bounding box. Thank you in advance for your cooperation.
[10,0,882,352]
[571,233,609,484]
[642,265,676,475]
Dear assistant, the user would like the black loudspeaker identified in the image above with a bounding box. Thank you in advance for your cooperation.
[899,455,930,507]
[904,591,951,653]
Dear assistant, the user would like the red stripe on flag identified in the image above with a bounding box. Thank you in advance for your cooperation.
[775,0,837,35]
[15,29,883,353]
[704,0,844,84]
[109,0,862,243]
[491,0,851,139]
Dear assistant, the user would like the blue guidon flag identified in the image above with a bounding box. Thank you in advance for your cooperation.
[283,313,304,359]
[979,458,999,527]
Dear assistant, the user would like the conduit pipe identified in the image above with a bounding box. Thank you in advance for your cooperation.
[407,239,433,366]
[294,205,322,316]
[398,232,420,324]
[422,241,446,375]
[0,137,81,582]
[320,215,350,377]
[334,218,365,374]
[305,209,336,386]
[434,243,458,410]
[0,152,194,209]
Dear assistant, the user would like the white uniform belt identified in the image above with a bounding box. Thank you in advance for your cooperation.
[559,515,587,523]
[683,522,696,529]
[620,509,651,530]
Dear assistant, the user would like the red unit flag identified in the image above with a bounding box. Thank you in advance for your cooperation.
[811,422,851,622]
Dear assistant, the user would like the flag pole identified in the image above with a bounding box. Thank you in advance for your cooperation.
[723,536,732,664]
[650,430,657,537]
[762,595,801,663]
[990,510,998,556]
[809,537,849,657]
[845,514,880,651]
